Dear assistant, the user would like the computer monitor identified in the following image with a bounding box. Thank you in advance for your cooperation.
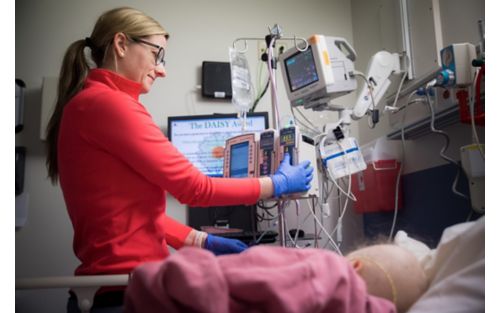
[167,112,268,177]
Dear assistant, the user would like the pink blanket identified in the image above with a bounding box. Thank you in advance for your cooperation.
[125,246,395,313]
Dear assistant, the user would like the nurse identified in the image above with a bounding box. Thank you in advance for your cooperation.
[44,6,313,312]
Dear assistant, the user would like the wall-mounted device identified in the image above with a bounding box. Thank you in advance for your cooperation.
[258,129,279,177]
[223,133,259,178]
[279,35,357,110]
[202,61,232,99]
[436,43,476,87]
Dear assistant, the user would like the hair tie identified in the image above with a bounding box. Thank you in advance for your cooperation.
[84,37,95,49]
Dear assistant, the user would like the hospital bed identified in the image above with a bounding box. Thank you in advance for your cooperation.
[16,217,484,312]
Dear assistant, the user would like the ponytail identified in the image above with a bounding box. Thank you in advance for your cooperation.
[45,7,168,184]
[45,39,89,184]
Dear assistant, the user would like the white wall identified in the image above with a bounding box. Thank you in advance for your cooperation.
[15,1,354,311]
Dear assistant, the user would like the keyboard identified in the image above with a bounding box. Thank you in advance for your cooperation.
[215,230,278,245]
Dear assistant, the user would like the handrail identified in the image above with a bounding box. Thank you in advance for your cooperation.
[16,274,130,289]
[16,274,130,313]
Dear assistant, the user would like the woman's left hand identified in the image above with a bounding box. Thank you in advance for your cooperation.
[204,234,248,255]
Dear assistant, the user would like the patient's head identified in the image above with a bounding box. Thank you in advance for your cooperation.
[347,244,429,312]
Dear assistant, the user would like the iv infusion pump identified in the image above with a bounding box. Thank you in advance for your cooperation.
[222,127,298,179]
[258,129,279,176]
[223,131,276,178]
[223,127,319,197]
[223,133,258,178]
[277,126,299,166]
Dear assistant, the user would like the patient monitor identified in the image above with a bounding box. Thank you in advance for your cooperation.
[279,35,357,110]
[279,35,403,180]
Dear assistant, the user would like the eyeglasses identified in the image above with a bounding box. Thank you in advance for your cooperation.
[130,37,165,66]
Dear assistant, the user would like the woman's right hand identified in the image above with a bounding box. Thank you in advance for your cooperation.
[270,153,314,197]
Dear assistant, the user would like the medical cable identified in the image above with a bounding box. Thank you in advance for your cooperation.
[387,52,410,112]
[285,200,308,248]
[290,108,322,136]
[329,168,356,201]
[322,175,336,200]
[330,140,353,247]
[253,229,274,245]
[321,137,357,201]
[390,71,408,109]
[250,78,270,113]
[318,140,353,249]
[305,197,342,255]
[282,202,299,248]
[381,80,415,240]
[322,176,351,250]
[386,90,417,240]
[257,199,278,210]
[353,70,377,129]
[293,107,321,134]
[385,97,427,113]
[425,84,469,200]
[256,202,279,222]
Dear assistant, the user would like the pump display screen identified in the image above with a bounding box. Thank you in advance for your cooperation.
[229,142,250,178]
[280,127,297,165]
[284,47,319,92]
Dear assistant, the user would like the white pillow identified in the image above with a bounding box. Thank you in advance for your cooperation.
[407,217,484,313]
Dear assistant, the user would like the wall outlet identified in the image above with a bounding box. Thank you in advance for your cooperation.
[257,41,289,57]
[257,40,267,57]
[276,42,289,56]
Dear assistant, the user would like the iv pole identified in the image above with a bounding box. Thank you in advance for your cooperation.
[233,25,308,246]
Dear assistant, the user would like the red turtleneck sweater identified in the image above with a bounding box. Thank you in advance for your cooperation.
[58,69,260,275]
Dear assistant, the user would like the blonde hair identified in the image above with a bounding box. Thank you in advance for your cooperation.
[46,7,168,183]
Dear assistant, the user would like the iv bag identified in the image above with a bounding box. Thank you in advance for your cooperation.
[229,47,254,113]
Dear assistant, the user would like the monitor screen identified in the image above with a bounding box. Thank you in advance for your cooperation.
[284,46,319,92]
[229,142,249,178]
[167,113,268,177]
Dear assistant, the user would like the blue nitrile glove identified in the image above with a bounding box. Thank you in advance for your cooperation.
[270,153,314,198]
[204,234,248,256]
